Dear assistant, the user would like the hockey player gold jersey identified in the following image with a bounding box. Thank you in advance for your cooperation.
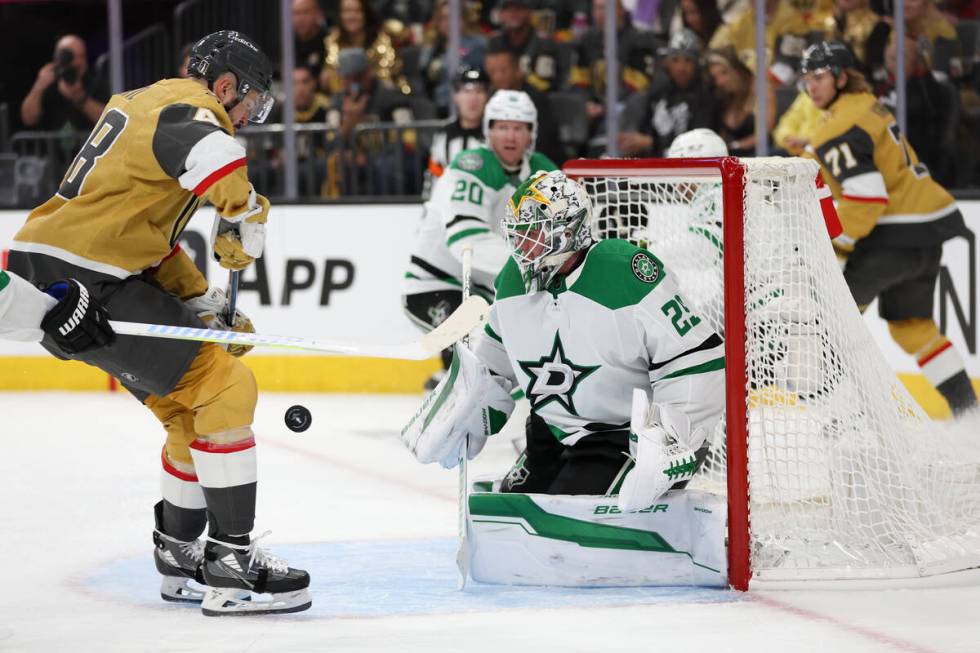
[806,91,962,252]
[12,77,266,298]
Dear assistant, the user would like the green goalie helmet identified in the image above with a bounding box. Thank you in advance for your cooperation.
[503,170,595,291]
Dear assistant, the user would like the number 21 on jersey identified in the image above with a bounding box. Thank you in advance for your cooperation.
[661,294,701,336]
[58,108,129,200]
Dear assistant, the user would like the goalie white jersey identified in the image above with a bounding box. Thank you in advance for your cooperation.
[404,147,557,301]
[471,239,725,446]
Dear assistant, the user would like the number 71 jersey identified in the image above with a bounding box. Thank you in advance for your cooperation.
[471,239,725,446]
[14,78,253,279]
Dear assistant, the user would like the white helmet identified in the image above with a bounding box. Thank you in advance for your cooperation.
[502,170,594,291]
[483,89,538,151]
[666,128,729,158]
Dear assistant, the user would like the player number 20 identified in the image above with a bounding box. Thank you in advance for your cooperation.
[451,180,484,205]
[661,295,701,336]
[58,108,129,200]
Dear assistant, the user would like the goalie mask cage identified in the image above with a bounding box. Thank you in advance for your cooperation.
[564,156,980,591]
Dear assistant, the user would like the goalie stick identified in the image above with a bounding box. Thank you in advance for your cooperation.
[108,295,490,360]
[456,245,473,590]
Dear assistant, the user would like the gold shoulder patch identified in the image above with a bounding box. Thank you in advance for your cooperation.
[193,107,220,126]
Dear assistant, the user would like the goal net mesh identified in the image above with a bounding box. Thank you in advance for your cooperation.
[572,157,980,582]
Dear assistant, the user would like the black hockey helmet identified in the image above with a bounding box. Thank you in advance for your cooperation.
[452,64,490,90]
[801,40,854,78]
[188,30,275,123]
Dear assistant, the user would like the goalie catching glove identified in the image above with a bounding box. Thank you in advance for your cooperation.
[211,184,269,271]
[185,286,255,357]
[617,389,708,512]
[401,344,515,468]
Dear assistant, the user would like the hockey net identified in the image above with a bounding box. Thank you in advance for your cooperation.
[564,156,980,590]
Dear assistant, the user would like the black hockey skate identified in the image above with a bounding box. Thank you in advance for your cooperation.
[153,528,207,603]
[201,532,311,616]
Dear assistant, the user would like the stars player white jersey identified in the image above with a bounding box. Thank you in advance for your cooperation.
[403,147,557,301]
[471,239,724,446]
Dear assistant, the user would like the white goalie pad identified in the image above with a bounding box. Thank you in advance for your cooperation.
[400,344,516,468]
[468,490,727,587]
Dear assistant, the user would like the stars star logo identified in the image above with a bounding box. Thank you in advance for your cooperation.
[517,331,599,416]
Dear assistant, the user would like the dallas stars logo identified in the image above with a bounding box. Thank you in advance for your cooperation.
[517,332,599,416]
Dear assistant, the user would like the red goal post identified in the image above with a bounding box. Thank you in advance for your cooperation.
[564,157,752,590]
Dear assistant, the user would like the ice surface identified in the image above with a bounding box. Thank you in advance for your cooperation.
[1,392,978,652]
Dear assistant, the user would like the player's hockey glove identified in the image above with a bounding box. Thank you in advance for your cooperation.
[617,390,705,512]
[185,286,255,357]
[40,279,115,354]
[212,185,269,271]
[401,344,516,468]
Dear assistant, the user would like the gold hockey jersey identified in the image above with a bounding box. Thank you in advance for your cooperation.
[805,92,963,251]
[12,78,265,299]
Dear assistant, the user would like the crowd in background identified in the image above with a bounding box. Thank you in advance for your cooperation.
[15,0,980,200]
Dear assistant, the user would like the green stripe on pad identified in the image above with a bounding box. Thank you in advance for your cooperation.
[484,323,502,342]
[469,493,676,553]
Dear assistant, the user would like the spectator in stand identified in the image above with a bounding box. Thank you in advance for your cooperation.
[877,35,955,184]
[324,48,418,196]
[866,0,960,83]
[420,0,488,117]
[484,41,564,163]
[487,0,566,93]
[375,0,434,26]
[426,65,490,192]
[570,0,661,130]
[709,0,831,87]
[618,29,715,156]
[20,34,108,131]
[294,0,328,78]
[321,0,407,95]
[263,67,332,196]
[772,88,822,155]
[706,46,775,157]
[666,0,724,48]
[820,0,882,68]
[177,43,194,78]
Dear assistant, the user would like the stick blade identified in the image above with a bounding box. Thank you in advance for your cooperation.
[421,296,490,357]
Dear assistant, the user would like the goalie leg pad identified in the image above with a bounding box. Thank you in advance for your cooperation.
[401,344,515,468]
[469,491,728,587]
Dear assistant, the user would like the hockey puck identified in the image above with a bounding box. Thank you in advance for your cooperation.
[285,405,312,433]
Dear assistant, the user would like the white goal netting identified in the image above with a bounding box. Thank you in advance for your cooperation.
[571,157,980,583]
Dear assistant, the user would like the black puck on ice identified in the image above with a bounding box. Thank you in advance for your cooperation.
[285,405,312,433]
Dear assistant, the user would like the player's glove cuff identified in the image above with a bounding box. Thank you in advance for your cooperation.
[186,287,256,357]
[40,279,115,354]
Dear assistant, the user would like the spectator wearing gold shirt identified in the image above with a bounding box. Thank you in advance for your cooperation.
[820,0,881,66]
[321,0,406,95]
[709,0,833,85]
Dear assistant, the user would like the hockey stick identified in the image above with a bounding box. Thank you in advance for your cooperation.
[456,245,473,590]
[225,270,240,324]
[108,295,490,360]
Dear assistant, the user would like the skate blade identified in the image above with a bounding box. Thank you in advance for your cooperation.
[160,576,206,604]
[201,587,312,617]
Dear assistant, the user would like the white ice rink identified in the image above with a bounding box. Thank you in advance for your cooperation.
[2,391,979,653]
